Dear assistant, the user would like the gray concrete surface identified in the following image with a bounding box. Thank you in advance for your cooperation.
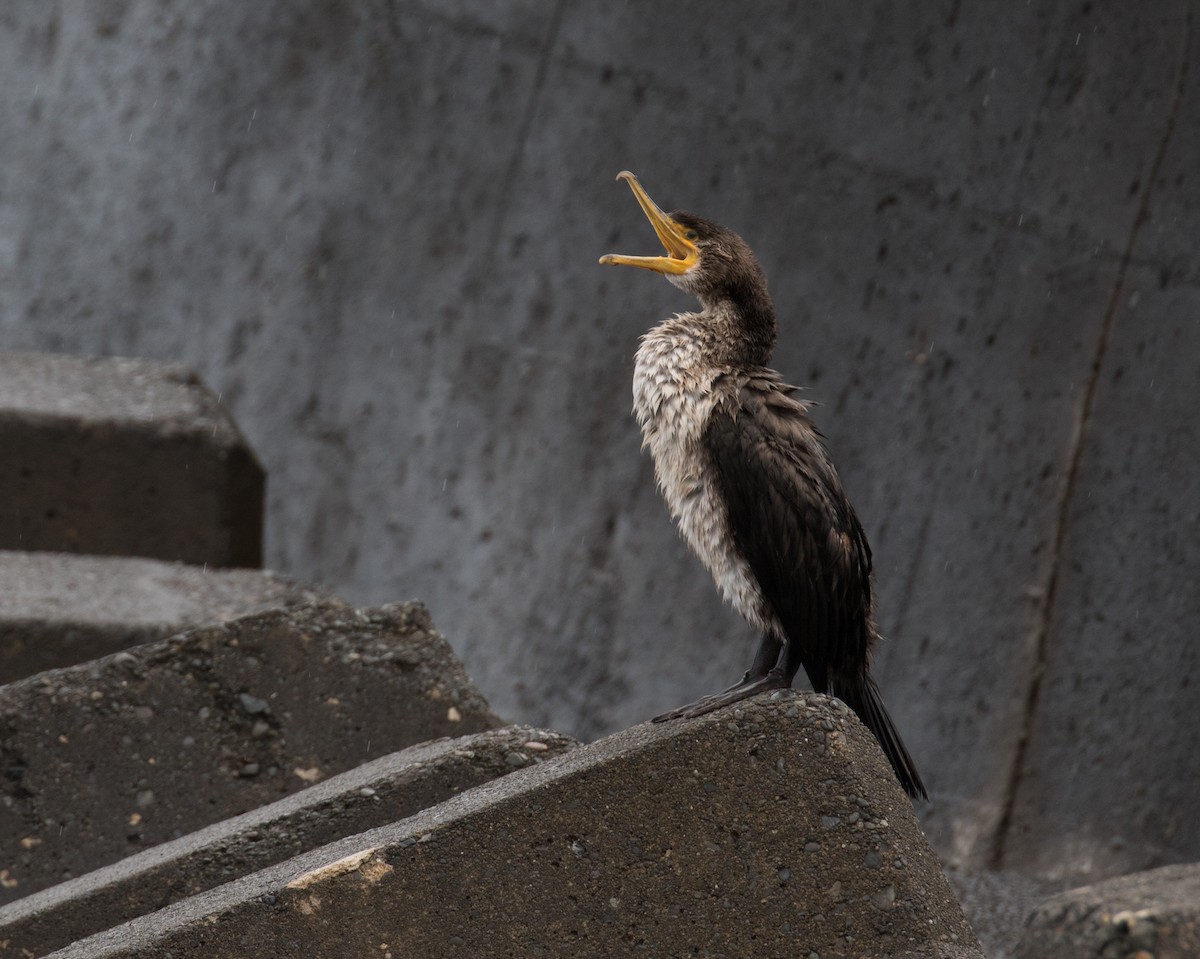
[0,352,263,566]
[0,600,498,905]
[945,868,1069,959]
[1015,862,1200,959]
[0,725,576,957]
[46,691,984,959]
[0,550,323,683]
[0,1,1196,886]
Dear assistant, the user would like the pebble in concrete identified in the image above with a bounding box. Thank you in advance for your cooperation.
[0,600,498,905]
[1016,862,1200,959]
[0,725,576,956]
[0,550,324,683]
[0,352,263,567]
[50,691,984,959]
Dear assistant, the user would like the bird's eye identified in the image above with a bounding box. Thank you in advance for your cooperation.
[684,230,699,241]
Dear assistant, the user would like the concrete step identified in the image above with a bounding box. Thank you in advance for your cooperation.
[0,352,263,567]
[0,600,499,906]
[0,550,323,684]
[0,725,577,956]
[44,691,984,959]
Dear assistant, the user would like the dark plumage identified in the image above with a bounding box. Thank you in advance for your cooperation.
[600,172,926,800]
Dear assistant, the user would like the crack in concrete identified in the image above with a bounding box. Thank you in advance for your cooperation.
[988,6,1193,870]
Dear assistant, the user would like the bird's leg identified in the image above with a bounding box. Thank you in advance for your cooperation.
[717,631,784,689]
[653,633,787,722]
[744,631,785,683]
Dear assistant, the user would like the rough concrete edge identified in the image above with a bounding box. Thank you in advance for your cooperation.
[2,597,430,700]
[0,352,244,444]
[0,725,578,954]
[46,691,983,959]
[1,599,498,740]
[1014,861,1200,959]
[0,596,357,701]
[0,552,327,656]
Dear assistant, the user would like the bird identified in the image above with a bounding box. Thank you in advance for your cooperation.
[599,171,926,800]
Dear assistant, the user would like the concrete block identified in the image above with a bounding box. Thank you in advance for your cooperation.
[48,692,983,959]
[1015,863,1200,959]
[0,550,323,684]
[0,725,576,956]
[0,352,263,567]
[0,600,499,905]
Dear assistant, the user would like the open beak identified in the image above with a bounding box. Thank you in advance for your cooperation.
[599,171,699,275]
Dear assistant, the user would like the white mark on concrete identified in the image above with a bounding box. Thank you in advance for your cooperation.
[287,847,380,890]
[294,893,320,914]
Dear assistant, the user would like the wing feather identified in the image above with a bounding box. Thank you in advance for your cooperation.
[704,375,874,690]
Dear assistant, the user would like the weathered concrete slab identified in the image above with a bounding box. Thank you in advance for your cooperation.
[0,725,576,957]
[1015,863,1200,959]
[0,550,323,683]
[0,600,499,905]
[48,691,983,959]
[0,352,263,567]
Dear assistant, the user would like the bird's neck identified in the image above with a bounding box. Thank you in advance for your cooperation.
[697,284,777,368]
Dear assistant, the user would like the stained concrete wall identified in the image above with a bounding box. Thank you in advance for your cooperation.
[0,1,1196,885]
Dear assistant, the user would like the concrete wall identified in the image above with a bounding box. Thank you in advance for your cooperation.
[0,1,1196,882]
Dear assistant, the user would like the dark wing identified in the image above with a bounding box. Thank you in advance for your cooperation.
[704,375,874,690]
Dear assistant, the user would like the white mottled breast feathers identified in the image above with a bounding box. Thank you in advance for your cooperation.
[632,317,775,634]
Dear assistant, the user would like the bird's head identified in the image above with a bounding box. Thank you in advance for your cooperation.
[599,171,767,307]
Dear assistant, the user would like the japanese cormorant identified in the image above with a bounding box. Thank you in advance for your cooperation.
[600,171,926,799]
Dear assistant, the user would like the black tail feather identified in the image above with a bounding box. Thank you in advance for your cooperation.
[832,672,927,800]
